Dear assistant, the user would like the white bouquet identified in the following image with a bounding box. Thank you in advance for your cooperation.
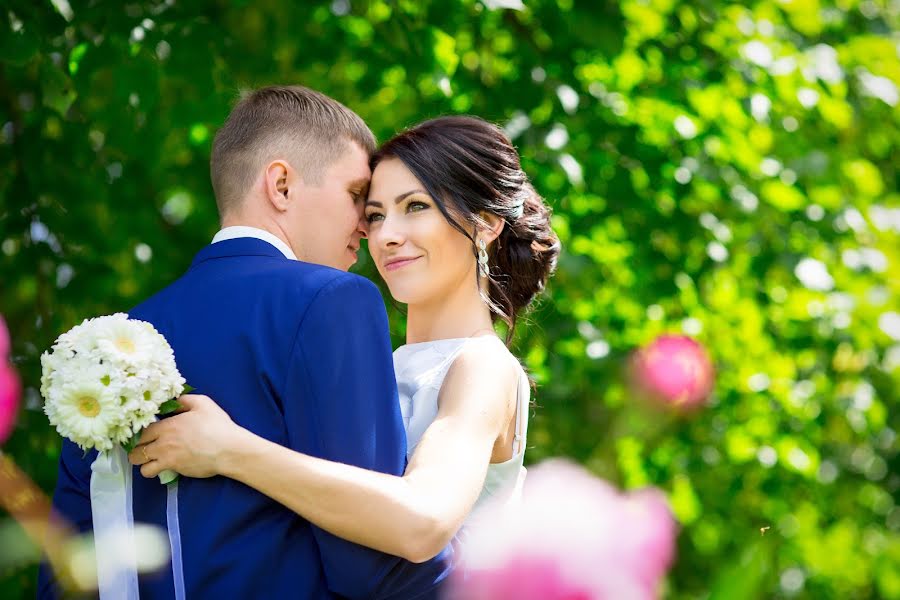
[40,313,187,484]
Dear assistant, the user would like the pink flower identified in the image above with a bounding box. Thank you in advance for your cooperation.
[0,315,19,444]
[630,335,714,410]
[458,556,594,600]
[451,460,678,600]
[0,315,9,359]
[0,365,19,445]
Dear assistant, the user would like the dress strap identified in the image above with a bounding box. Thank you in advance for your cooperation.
[511,368,527,456]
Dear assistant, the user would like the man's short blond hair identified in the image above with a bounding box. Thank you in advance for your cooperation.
[210,85,376,217]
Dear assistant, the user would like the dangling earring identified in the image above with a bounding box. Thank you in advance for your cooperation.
[478,239,489,278]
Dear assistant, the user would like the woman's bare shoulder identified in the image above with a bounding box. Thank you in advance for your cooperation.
[442,336,521,401]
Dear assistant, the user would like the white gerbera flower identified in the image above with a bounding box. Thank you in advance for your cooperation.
[93,315,156,364]
[45,380,122,451]
[42,313,186,483]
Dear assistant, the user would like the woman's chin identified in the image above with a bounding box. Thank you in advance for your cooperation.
[385,287,417,305]
[383,278,428,306]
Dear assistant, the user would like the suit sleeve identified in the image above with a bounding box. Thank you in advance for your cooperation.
[36,440,98,599]
[282,275,413,598]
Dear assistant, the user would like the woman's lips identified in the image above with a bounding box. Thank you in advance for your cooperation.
[384,257,421,272]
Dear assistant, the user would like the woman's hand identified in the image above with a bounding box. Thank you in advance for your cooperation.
[128,394,242,479]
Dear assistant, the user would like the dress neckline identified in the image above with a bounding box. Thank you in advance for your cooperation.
[395,335,499,352]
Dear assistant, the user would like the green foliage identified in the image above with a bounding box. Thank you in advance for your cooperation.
[1,1,898,597]
[157,399,181,416]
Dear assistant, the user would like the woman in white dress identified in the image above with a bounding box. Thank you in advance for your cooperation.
[129,115,560,562]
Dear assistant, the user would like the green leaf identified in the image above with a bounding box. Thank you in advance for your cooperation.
[0,28,40,66]
[709,540,773,600]
[122,433,141,453]
[40,60,77,116]
[158,399,182,415]
[68,43,88,76]
[430,28,458,76]
[183,384,195,394]
[760,181,806,211]
[669,474,702,525]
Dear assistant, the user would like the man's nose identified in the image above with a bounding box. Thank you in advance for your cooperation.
[356,216,368,239]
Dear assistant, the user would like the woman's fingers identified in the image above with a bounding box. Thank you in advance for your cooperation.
[126,395,227,479]
[128,442,153,466]
[174,394,199,413]
[176,393,217,413]
[137,420,164,445]
[127,445,142,465]
[130,442,171,478]
[140,460,164,479]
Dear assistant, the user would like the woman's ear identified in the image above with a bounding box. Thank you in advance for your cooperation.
[264,160,292,212]
[478,211,505,245]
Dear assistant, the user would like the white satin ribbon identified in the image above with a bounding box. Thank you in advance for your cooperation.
[90,447,140,600]
[167,481,185,600]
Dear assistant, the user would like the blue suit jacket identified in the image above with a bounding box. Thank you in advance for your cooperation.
[37,238,454,599]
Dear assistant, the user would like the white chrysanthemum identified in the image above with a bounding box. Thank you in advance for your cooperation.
[128,409,157,435]
[45,380,122,451]
[146,359,185,402]
[40,351,60,398]
[55,317,103,356]
[136,384,166,409]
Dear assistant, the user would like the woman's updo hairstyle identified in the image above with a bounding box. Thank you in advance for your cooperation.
[371,115,560,341]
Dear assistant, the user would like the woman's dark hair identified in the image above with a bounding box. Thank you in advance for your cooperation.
[372,115,560,342]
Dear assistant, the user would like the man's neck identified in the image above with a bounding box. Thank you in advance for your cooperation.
[219,216,299,258]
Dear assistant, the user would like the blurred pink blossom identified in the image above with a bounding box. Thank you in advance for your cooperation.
[0,315,20,444]
[456,556,594,600]
[0,314,9,359]
[450,459,677,600]
[630,335,714,410]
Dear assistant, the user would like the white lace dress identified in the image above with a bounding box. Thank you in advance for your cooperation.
[393,337,529,525]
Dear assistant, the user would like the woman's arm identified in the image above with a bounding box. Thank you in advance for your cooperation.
[131,340,516,562]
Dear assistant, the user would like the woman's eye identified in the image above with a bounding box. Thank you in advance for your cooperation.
[408,201,429,212]
[365,212,384,223]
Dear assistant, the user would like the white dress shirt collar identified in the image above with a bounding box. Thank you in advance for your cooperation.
[211,226,298,261]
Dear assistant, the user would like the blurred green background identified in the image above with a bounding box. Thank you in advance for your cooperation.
[1,0,898,598]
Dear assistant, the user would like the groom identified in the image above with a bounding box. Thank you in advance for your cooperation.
[38,86,454,598]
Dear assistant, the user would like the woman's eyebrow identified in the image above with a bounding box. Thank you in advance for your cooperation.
[366,189,428,208]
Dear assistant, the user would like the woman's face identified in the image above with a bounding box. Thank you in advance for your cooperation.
[364,158,477,305]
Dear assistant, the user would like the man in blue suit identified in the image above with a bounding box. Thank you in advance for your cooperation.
[38,85,454,598]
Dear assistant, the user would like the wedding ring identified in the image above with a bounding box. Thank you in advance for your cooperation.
[141,447,150,463]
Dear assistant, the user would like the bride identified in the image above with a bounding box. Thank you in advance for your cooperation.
[129,115,560,562]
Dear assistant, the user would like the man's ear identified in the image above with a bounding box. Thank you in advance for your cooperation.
[478,211,505,245]
[264,160,292,212]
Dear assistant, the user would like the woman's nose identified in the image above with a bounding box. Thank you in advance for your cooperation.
[375,215,405,247]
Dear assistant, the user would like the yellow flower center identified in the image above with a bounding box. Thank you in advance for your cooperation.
[78,396,101,418]
[115,337,136,354]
